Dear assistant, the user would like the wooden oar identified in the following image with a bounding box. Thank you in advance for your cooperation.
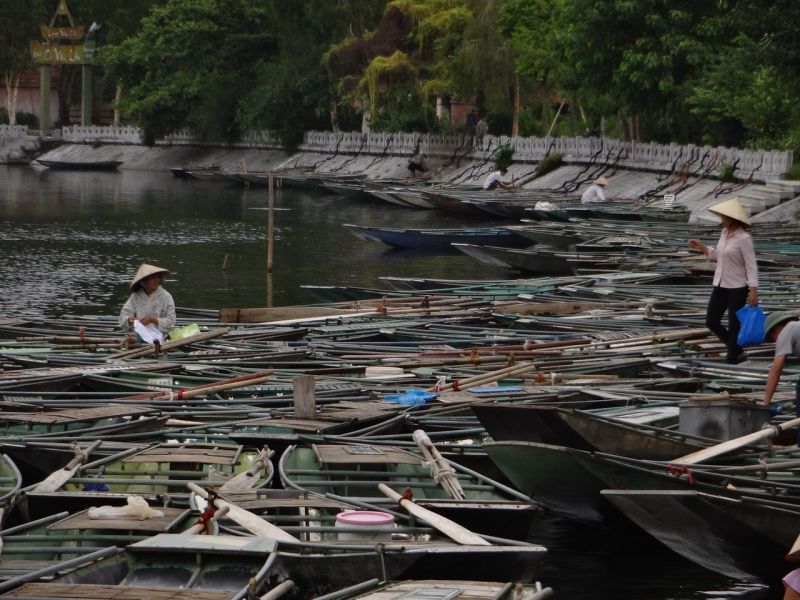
[107,327,231,360]
[218,447,272,493]
[673,416,800,465]
[187,482,297,542]
[426,361,536,393]
[260,580,296,600]
[377,483,489,546]
[31,440,103,493]
[412,430,465,500]
[119,369,273,402]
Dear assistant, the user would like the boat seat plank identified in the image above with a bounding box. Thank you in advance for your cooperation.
[240,417,347,430]
[124,445,241,465]
[371,580,512,600]
[322,401,396,412]
[123,452,236,465]
[0,363,181,381]
[321,408,393,420]
[0,405,155,424]
[48,507,190,532]
[221,490,350,510]
[0,560,61,573]
[312,444,421,465]
[3,583,231,599]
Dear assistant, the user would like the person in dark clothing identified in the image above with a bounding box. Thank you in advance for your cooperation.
[465,108,479,138]
[688,198,758,364]
[407,146,426,178]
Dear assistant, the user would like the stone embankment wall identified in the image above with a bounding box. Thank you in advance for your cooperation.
[54,125,792,183]
[8,125,800,222]
[0,124,40,162]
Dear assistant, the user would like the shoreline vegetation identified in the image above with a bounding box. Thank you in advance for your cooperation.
[4,1,800,163]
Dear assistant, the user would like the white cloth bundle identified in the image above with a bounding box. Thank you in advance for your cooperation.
[88,496,165,520]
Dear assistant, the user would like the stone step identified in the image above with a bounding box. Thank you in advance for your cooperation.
[766,179,800,193]
[763,183,797,199]
[737,196,779,213]
[751,195,800,224]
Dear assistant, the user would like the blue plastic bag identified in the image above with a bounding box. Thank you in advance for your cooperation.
[736,304,766,347]
[384,388,437,406]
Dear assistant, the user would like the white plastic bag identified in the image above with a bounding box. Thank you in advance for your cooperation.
[88,496,165,520]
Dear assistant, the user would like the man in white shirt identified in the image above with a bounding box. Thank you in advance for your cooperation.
[580,176,608,204]
[763,312,800,405]
[483,167,513,191]
[763,311,800,444]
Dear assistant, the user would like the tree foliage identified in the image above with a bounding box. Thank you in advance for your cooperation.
[38,0,800,153]
[105,0,277,144]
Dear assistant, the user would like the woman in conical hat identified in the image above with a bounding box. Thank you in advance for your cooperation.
[688,197,758,364]
[118,263,176,334]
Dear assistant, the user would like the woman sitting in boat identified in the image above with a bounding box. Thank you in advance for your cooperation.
[119,263,176,335]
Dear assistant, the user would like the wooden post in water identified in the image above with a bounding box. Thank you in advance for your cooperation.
[293,374,316,418]
[267,173,274,273]
[267,173,274,308]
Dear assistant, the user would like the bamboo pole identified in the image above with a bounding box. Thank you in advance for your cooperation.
[267,173,274,273]
[427,361,537,393]
[118,369,273,402]
[106,327,231,360]
[673,416,800,465]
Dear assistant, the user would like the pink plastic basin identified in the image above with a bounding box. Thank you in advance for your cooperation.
[335,510,395,541]
[336,510,395,526]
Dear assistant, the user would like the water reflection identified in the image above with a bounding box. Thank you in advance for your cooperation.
[0,166,509,317]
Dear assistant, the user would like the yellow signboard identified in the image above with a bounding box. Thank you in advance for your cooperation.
[30,41,86,65]
[40,25,84,40]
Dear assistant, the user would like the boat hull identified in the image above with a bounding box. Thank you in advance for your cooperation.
[601,489,795,580]
[37,160,122,171]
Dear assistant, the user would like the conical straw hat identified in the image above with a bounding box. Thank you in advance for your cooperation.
[595,176,608,186]
[130,263,170,291]
[764,311,797,338]
[708,198,750,225]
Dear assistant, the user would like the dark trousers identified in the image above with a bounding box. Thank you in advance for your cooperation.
[795,379,800,445]
[705,285,749,363]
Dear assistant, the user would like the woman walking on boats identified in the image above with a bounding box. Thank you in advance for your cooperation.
[688,198,758,364]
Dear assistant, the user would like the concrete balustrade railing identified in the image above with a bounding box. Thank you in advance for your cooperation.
[51,126,794,182]
[0,125,28,137]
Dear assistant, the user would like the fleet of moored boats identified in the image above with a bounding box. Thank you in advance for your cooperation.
[4,163,800,596]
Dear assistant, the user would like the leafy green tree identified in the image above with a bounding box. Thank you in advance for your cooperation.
[0,0,47,125]
[688,1,800,149]
[240,0,385,147]
[104,0,277,144]
[326,0,477,134]
[558,0,723,142]
[499,0,563,135]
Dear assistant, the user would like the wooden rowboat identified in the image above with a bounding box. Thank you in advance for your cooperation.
[24,442,273,518]
[279,443,541,539]
[343,224,531,251]
[36,160,122,171]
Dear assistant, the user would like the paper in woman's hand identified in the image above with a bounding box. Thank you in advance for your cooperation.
[134,319,164,344]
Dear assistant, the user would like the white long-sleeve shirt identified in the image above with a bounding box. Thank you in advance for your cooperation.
[581,184,606,204]
[119,286,176,333]
[707,227,758,289]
